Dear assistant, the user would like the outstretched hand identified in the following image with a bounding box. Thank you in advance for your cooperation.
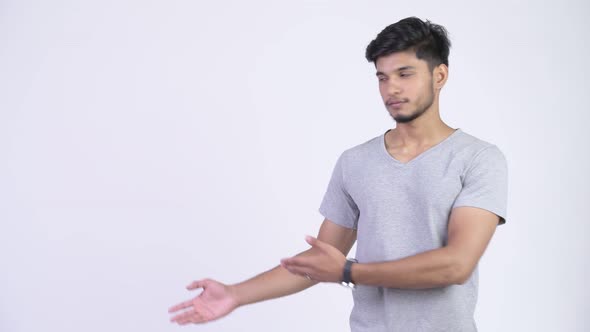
[280,235,346,283]
[168,279,239,325]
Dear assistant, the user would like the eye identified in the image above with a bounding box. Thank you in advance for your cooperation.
[400,72,413,78]
[377,76,387,82]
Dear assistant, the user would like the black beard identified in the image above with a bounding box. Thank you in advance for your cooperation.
[393,105,428,123]
[391,89,435,124]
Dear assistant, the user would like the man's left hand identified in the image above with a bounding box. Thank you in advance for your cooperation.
[280,235,346,283]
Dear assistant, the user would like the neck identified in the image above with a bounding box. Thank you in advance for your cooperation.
[388,103,455,147]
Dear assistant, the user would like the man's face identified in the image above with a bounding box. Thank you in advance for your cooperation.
[375,50,435,123]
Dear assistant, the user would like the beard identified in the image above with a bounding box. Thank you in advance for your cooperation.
[389,87,435,124]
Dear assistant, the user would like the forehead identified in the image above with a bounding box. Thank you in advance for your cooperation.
[375,50,428,74]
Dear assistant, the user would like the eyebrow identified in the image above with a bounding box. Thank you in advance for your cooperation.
[375,66,416,76]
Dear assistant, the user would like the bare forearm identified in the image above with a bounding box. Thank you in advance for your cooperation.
[230,251,317,306]
[351,247,468,289]
[231,220,357,306]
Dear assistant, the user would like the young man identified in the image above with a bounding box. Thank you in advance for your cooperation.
[169,17,508,331]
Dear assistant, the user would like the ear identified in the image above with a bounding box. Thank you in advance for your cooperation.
[433,64,448,90]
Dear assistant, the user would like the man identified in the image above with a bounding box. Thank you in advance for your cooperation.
[168,16,508,331]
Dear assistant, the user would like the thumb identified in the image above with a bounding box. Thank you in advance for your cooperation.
[186,278,208,290]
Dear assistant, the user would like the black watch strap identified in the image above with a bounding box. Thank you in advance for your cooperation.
[341,258,358,288]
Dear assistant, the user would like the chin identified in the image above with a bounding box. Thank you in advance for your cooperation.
[393,112,421,123]
[394,117,413,124]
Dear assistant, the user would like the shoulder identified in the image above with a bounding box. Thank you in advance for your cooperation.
[452,129,506,162]
[452,130,507,176]
[338,132,384,164]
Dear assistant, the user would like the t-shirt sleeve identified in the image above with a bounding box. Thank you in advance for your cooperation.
[318,152,360,229]
[452,145,508,225]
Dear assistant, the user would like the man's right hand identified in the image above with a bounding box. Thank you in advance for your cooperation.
[167,220,356,325]
[168,279,239,325]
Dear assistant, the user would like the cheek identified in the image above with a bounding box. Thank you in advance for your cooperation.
[378,85,388,98]
[410,83,428,98]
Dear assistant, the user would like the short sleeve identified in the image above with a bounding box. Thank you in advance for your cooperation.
[452,145,508,225]
[318,152,360,229]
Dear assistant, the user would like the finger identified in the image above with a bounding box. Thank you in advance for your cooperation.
[281,255,314,269]
[170,308,194,323]
[280,254,310,266]
[305,235,329,251]
[171,307,196,321]
[172,310,196,324]
[177,311,197,325]
[178,309,208,325]
[168,299,193,313]
[281,259,299,271]
[186,279,208,290]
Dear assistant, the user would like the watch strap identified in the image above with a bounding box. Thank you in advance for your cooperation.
[341,258,357,289]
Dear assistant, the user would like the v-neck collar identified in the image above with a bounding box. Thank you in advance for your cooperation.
[380,128,462,166]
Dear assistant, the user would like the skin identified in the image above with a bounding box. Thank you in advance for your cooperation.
[169,220,356,324]
[168,50,500,325]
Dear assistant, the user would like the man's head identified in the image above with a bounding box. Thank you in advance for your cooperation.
[365,17,451,71]
[366,17,451,124]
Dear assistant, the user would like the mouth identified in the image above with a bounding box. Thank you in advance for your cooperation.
[386,100,407,108]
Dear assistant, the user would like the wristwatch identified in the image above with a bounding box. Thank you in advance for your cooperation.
[341,258,358,289]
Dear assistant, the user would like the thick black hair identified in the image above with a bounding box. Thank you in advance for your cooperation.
[365,17,451,70]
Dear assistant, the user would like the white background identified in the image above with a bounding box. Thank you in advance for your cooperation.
[1,0,589,331]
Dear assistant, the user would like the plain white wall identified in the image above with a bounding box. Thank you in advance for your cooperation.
[1,0,588,331]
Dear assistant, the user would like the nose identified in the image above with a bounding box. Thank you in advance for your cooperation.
[385,79,402,96]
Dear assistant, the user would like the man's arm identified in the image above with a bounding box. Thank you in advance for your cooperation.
[281,206,498,289]
[233,219,356,305]
[168,218,356,325]
[351,206,498,288]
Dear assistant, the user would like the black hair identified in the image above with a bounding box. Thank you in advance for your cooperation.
[365,17,451,70]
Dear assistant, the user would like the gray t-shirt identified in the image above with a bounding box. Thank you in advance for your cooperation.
[318,128,508,332]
